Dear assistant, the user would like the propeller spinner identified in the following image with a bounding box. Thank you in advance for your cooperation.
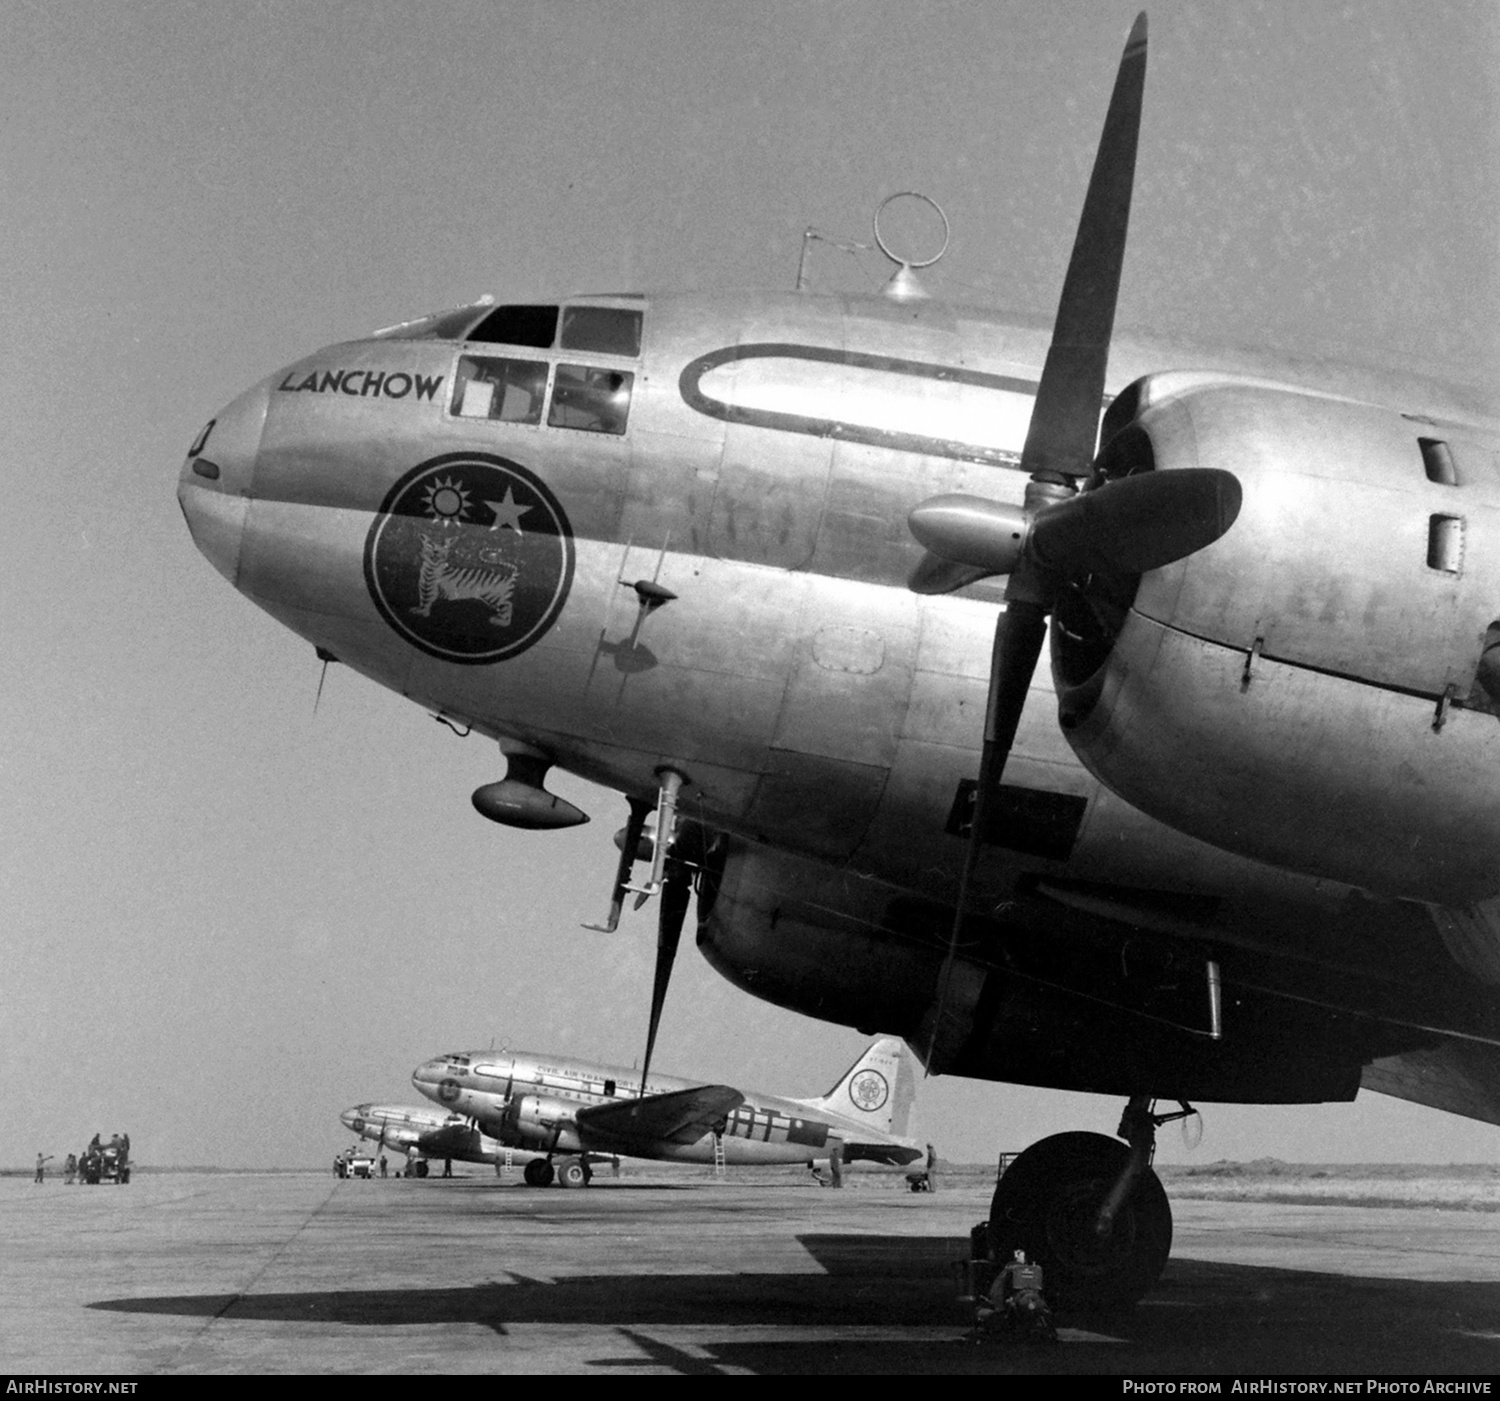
[910,13,1241,1063]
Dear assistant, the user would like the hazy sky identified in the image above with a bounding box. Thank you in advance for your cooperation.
[4,1,1499,1168]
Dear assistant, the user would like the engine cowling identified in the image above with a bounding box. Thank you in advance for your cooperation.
[1056,374,1500,904]
[500,1094,583,1153]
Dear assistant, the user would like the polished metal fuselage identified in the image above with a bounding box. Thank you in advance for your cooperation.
[339,1102,513,1164]
[180,289,1500,1101]
[410,1048,921,1166]
[180,290,1500,906]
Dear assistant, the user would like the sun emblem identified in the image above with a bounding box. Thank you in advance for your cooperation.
[422,475,471,524]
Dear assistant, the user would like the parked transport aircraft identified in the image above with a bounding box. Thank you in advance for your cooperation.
[179,14,1500,1306]
[338,1102,544,1177]
[411,1037,925,1187]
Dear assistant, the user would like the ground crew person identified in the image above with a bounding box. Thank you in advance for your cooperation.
[993,1249,1057,1343]
[63,1153,77,1184]
[35,1153,52,1183]
[1000,1249,1045,1302]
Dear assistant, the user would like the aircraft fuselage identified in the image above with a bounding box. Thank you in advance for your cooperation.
[412,1047,922,1167]
[180,290,1500,1096]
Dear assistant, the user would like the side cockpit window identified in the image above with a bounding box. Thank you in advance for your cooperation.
[448,301,642,434]
[548,364,633,435]
[560,306,642,357]
[452,355,548,423]
[468,304,559,349]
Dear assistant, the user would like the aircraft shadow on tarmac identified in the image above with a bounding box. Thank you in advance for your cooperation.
[90,1239,1500,1375]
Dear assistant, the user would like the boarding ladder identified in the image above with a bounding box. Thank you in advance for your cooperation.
[712,1131,726,1179]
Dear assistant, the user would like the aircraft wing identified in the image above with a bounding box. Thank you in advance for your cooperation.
[1362,1042,1500,1129]
[415,1122,484,1158]
[576,1085,744,1147]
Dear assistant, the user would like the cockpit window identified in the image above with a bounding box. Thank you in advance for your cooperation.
[451,355,548,424]
[548,364,633,435]
[560,306,642,357]
[443,1054,471,1068]
[468,304,559,349]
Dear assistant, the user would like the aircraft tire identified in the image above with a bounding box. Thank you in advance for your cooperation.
[524,1158,555,1188]
[415,1160,429,1178]
[986,1131,1171,1311]
[558,1159,588,1189]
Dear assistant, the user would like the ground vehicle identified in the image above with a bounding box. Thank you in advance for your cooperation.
[333,1147,376,1179]
[80,1138,130,1185]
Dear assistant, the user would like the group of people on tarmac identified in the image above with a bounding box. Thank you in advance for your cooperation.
[35,1133,131,1185]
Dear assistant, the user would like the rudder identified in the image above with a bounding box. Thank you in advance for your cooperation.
[808,1037,914,1136]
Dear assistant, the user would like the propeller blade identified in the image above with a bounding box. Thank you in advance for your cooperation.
[1020,11,1147,482]
[1029,467,1243,576]
[907,550,995,597]
[638,857,691,1099]
[925,12,1148,1069]
[926,599,1047,1065]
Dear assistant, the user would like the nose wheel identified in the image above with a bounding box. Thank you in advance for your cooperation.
[985,1129,1171,1310]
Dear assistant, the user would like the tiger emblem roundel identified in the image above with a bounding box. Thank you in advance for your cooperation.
[364,453,574,664]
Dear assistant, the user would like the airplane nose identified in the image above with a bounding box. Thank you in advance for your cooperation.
[176,378,271,586]
[412,1061,450,1103]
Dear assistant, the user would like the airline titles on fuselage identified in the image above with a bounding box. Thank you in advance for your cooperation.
[278,368,445,401]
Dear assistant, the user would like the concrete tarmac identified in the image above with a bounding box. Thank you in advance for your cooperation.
[3,1170,1499,1375]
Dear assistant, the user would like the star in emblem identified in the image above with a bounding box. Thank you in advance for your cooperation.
[486,487,532,534]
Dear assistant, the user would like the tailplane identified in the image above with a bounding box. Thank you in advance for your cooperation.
[803,1037,916,1137]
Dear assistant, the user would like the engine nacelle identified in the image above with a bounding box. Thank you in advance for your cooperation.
[698,838,1376,1103]
[1056,375,1500,904]
[500,1094,583,1153]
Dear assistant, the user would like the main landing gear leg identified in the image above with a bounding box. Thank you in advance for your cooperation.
[977,1097,1182,1311]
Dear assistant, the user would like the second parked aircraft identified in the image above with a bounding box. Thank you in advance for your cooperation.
[411,1037,926,1187]
[338,1102,553,1177]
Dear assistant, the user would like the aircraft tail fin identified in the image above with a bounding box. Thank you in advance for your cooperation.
[805,1037,915,1137]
